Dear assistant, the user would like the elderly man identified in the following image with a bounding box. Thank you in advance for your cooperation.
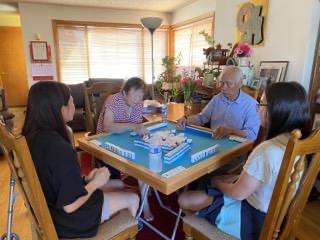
[177,66,260,141]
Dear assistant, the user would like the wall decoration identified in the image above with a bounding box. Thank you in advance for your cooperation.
[313,113,320,130]
[259,61,289,82]
[236,0,268,46]
[30,41,49,61]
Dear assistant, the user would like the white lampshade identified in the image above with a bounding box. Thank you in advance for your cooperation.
[141,17,163,33]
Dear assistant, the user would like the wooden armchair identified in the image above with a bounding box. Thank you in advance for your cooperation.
[0,123,137,240]
[84,82,121,134]
[183,129,320,240]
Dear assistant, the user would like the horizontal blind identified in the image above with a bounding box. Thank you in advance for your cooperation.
[87,26,143,80]
[57,25,89,84]
[191,19,212,67]
[144,29,168,84]
[55,23,168,85]
[174,18,213,70]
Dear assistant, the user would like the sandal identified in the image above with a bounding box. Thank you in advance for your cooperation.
[137,219,144,232]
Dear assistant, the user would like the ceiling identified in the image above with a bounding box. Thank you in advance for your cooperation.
[0,0,197,13]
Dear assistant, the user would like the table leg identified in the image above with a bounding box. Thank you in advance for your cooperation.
[135,184,183,240]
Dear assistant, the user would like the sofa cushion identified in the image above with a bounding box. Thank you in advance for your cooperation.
[69,83,84,108]
[86,78,124,88]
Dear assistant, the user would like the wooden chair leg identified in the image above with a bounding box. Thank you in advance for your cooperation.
[183,222,194,240]
[31,224,40,240]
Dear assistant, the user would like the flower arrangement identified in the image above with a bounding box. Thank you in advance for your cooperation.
[180,73,202,104]
[234,43,253,57]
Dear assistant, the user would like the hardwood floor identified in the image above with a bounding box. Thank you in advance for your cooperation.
[0,107,319,239]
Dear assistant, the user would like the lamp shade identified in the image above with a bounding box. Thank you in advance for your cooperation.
[141,17,163,34]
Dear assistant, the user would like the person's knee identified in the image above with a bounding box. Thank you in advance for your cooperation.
[114,180,124,189]
[178,192,191,209]
[129,192,140,208]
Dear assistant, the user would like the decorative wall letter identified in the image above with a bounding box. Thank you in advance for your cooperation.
[236,0,268,46]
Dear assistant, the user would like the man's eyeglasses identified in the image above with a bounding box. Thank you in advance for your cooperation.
[257,103,268,108]
[257,103,268,112]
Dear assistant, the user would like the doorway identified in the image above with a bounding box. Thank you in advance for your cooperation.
[0,26,28,107]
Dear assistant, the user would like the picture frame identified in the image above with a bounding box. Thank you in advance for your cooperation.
[259,61,289,82]
[313,113,320,130]
[30,41,49,61]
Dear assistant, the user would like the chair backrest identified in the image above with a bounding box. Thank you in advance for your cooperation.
[0,88,8,111]
[0,123,58,240]
[83,82,121,133]
[260,129,320,240]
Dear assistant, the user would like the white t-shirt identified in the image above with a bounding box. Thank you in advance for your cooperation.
[243,134,290,213]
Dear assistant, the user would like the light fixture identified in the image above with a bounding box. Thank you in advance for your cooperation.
[141,17,163,99]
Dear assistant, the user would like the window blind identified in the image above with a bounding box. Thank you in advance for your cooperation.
[57,25,88,84]
[55,23,168,84]
[173,18,213,70]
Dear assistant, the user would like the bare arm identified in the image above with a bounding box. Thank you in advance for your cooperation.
[103,109,141,133]
[212,171,261,201]
[63,167,110,213]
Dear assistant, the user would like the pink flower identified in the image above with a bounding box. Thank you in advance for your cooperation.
[234,43,253,57]
[180,74,200,103]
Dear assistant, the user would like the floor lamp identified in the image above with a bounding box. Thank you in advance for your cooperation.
[141,17,163,100]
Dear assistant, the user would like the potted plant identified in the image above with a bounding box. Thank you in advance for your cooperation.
[156,54,182,102]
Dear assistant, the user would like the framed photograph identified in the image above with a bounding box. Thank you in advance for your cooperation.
[259,61,289,82]
[313,113,320,130]
[30,41,49,61]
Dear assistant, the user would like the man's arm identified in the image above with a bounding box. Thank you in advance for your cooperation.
[242,101,260,140]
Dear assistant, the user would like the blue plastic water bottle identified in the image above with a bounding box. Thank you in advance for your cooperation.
[161,104,168,123]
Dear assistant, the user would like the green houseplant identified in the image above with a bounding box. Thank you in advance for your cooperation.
[156,54,182,102]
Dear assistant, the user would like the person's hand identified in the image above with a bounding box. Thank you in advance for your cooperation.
[176,116,187,129]
[91,167,110,188]
[134,124,149,136]
[212,125,231,139]
[85,168,98,183]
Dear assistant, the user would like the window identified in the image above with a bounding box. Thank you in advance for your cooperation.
[173,17,213,70]
[54,21,168,84]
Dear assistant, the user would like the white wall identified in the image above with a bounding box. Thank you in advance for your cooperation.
[18,3,171,87]
[214,0,320,90]
[19,0,320,90]
[171,0,216,24]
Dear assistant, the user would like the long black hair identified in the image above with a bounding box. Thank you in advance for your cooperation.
[265,81,311,139]
[22,81,71,144]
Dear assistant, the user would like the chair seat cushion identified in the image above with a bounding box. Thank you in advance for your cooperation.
[60,210,136,240]
[0,110,15,120]
[183,215,236,240]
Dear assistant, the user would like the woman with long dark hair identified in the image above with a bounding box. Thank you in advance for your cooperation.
[22,81,139,238]
[178,81,311,240]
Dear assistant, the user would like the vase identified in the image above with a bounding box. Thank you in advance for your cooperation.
[238,57,249,67]
[184,99,193,117]
[204,73,214,87]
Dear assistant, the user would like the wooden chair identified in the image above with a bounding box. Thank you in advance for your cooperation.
[183,129,320,240]
[84,82,121,134]
[0,123,138,240]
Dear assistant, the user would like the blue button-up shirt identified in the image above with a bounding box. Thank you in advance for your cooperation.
[195,90,260,140]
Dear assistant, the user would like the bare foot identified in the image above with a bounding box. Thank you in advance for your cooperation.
[143,204,154,222]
